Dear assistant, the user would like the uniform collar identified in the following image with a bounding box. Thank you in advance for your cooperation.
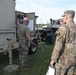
[64,21,75,28]
[67,21,75,25]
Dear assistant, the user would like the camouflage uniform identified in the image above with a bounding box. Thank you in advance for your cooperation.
[51,22,76,75]
[51,10,76,75]
[17,24,30,70]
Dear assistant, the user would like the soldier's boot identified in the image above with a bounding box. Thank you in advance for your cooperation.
[20,66,29,72]
[17,65,29,72]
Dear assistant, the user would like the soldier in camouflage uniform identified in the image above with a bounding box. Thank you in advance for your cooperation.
[50,10,76,75]
[17,17,34,71]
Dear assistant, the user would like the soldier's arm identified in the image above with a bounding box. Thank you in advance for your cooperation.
[26,34,33,44]
[26,27,33,45]
[51,25,66,62]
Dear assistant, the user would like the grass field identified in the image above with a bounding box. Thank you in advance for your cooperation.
[0,43,54,75]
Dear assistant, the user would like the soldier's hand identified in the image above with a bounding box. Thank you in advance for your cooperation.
[50,60,55,68]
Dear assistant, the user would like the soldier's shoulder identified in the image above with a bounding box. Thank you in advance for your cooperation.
[22,24,27,28]
[59,25,67,31]
[20,24,27,30]
[55,25,67,36]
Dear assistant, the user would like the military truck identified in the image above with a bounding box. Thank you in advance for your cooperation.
[0,0,38,54]
[0,0,18,54]
[37,19,60,44]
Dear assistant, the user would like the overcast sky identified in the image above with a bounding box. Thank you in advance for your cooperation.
[15,0,76,24]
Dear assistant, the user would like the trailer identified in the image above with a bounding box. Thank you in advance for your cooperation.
[0,0,38,54]
[0,0,19,54]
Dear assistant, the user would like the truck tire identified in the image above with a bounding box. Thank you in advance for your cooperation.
[29,39,38,54]
[51,33,56,44]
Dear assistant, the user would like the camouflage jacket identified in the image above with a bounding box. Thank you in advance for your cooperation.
[17,24,30,45]
[51,22,76,62]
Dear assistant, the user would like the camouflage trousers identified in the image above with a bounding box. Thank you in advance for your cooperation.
[55,55,76,75]
[18,41,29,69]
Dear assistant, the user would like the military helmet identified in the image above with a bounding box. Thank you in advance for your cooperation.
[62,10,75,17]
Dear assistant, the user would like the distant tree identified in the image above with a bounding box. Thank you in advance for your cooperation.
[36,24,47,28]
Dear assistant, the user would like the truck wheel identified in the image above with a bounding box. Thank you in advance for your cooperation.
[51,34,56,44]
[29,39,38,54]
